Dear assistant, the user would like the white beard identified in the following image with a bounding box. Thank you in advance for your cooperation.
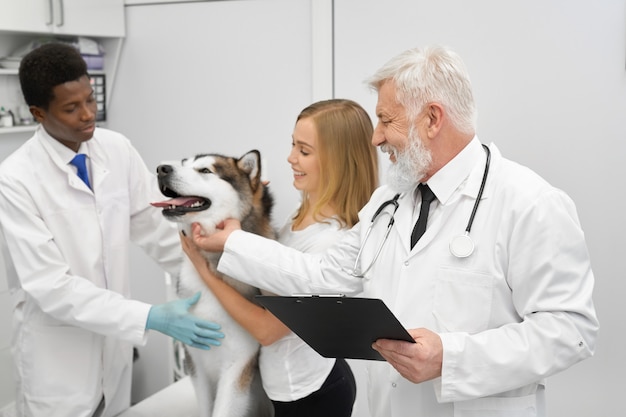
[384,128,432,193]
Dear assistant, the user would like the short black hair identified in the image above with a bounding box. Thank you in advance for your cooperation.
[19,42,88,109]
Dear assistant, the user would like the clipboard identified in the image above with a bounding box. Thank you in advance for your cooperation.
[255,295,415,361]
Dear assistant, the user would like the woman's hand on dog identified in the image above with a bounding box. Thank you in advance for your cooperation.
[190,219,241,252]
[180,232,210,275]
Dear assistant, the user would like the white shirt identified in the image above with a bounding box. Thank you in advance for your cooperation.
[0,126,181,417]
[259,217,343,401]
[217,138,599,417]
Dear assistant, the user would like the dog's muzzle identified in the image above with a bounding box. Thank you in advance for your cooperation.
[151,164,212,217]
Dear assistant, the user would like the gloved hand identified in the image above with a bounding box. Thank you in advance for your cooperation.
[146,292,224,350]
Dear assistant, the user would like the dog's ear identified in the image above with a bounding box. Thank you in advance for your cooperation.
[237,150,262,191]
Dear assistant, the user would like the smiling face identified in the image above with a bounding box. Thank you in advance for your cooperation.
[154,155,242,228]
[30,75,97,152]
[288,117,321,199]
[152,151,265,236]
[372,80,412,163]
[372,80,434,190]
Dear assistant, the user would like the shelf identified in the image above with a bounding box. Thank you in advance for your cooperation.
[0,68,105,75]
[0,124,36,134]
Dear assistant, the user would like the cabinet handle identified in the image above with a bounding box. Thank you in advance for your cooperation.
[56,0,65,27]
[46,0,53,25]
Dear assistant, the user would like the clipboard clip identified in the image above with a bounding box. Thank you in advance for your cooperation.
[291,293,346,298]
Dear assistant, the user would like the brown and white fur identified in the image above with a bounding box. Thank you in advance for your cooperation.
[152,150,274,417]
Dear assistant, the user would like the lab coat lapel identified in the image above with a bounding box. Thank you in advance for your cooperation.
[89,158,108,191]
[35,131,91,193]
[408,143,495,255]
[394,192,418,253]
[395,186,441,254]
[385,189,442,254]
[83,132,109,192]
[409,204,441,253]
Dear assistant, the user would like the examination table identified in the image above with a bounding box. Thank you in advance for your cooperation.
[117,376,199,417]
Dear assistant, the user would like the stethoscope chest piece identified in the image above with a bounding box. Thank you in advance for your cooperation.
[450,233,475,258]
[448,144,491,259]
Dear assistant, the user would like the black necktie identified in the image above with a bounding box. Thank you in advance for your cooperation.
[410,184,436,248]
[70,153,91,189]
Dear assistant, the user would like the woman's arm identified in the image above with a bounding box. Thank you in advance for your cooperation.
[180,232,290,345]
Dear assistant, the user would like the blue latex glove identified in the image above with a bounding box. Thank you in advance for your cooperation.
[146,292,224,350]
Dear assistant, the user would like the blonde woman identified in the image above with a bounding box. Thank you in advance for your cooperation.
[181,99,378,417]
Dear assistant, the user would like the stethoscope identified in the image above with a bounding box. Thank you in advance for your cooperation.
[349,144,491,278]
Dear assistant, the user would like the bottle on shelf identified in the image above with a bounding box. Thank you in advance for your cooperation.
[0,106,15,128]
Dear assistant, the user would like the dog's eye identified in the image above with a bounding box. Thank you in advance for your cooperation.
[198,168,212,174]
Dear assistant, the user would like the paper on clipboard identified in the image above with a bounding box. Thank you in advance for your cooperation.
[256,295,415,361]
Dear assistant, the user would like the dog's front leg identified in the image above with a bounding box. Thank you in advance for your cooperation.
[212,355,271,417]
[190,366,216,417]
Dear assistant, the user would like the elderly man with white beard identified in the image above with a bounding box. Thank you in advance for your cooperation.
[186,45,599,417]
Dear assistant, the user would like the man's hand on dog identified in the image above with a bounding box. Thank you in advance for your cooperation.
[146,292,224,350]
[190,219,241,252]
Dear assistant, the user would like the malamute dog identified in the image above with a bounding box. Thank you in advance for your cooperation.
[152,150,274,417]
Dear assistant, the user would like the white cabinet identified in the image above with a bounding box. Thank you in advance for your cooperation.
[0,0,126,136]
[52,0,126,37]
[0,0,125,37]
[0,0,52,34]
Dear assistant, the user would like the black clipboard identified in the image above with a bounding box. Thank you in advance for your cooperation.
[256,295,415,361]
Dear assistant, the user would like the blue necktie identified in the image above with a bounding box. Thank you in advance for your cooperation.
[70,153,91,189]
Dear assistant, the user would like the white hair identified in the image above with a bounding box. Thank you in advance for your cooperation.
[366,45,477,135]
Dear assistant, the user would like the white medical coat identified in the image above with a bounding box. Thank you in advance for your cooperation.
[218,139,599,417]
[0,127,181,417]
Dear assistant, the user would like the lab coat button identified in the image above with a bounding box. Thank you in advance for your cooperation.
[391,382,397,388]
[404,261,409,266]
[578,341,584,347]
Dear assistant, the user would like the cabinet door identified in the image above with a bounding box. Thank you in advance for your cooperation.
[0,0,125,38]
[53,0,125,37]
[0,0,53,34]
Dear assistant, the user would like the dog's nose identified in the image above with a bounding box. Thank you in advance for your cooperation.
[157,164,173,177]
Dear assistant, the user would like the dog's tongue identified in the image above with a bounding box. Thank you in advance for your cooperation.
[151,197,201,208]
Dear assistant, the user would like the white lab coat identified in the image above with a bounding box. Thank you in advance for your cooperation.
[0,127,181,417]
[218,139,599,417]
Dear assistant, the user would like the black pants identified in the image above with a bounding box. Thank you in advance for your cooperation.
[272,358,357,417]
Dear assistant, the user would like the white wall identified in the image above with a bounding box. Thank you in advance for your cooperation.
[107,0,315,403]
[111,1,625,414]
[333,0,626,416]
[1,0,623,415]
[110,0,313,224]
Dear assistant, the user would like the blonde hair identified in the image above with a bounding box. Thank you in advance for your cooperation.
[292,99,379,229]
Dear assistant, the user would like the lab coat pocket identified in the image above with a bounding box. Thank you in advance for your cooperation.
[433,267,493,333]
[453,394,537,417]
[23,323,100,398]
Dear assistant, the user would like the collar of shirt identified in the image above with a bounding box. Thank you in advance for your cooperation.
[411,136,485,222]
[38,125,93,166]
[424,136,486,205]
